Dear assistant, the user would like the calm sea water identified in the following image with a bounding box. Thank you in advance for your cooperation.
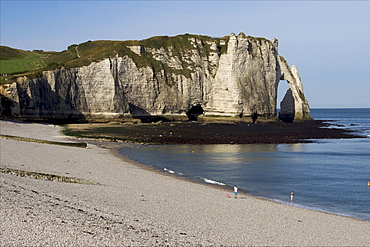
[118,108,370,221]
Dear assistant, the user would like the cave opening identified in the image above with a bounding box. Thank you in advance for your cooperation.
[186,104,204,121]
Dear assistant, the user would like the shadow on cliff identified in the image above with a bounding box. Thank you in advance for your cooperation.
[128,103,205,122]
[0,94,16,117]
[1,80,87,124]
[128,103,170,123]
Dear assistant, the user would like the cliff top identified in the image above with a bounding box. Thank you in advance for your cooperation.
[0,33,272,85]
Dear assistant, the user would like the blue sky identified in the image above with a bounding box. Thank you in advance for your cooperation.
[1,0,369,108]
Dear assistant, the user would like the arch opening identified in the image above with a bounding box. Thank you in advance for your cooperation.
[277,80,290,115]
[277,80,295,123]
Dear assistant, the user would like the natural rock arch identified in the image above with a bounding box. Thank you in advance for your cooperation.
[278,57,311,122]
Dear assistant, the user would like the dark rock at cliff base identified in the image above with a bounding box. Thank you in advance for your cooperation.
[64,120,359,145]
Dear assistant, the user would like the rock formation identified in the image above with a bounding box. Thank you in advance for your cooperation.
[278,57,310,122]
[0,33,311,122]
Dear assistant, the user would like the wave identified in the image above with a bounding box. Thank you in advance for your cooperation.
[163,167,226,186]
[163,167,175,174]
[201,177,226,186]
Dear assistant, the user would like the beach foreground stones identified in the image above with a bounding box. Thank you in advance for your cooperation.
[1,120,369,246]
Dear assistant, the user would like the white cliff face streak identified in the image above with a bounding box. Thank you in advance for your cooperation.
[0,33,310,121]
[211,33,281,117]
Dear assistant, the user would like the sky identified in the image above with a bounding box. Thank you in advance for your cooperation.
[1,0,369,108]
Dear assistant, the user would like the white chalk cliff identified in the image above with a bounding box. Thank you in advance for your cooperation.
[0,33,310,122]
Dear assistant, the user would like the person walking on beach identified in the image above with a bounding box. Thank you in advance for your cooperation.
[290,191,294,202]
[234,185,238,199]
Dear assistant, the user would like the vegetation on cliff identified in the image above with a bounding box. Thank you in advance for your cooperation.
[1,34,230,85]
[0,46,55,84]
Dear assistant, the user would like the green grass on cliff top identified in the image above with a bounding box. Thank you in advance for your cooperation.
[0,46,56,73]
[0,46,55,84]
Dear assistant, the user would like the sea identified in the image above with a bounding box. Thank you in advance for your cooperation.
[118,108,370,222]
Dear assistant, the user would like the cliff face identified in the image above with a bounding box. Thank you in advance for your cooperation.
[0,33,311,121]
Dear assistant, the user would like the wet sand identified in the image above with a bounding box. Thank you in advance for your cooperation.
[1,120,369,246]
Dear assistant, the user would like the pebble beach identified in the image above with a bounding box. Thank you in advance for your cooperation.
[1,120,369,246]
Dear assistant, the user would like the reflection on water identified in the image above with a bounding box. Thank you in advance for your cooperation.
[278,143,305,152]
[169,144,281,168]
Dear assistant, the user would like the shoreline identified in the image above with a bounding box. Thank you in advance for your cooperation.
[1,120,369,245]
[109,141,369,223]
